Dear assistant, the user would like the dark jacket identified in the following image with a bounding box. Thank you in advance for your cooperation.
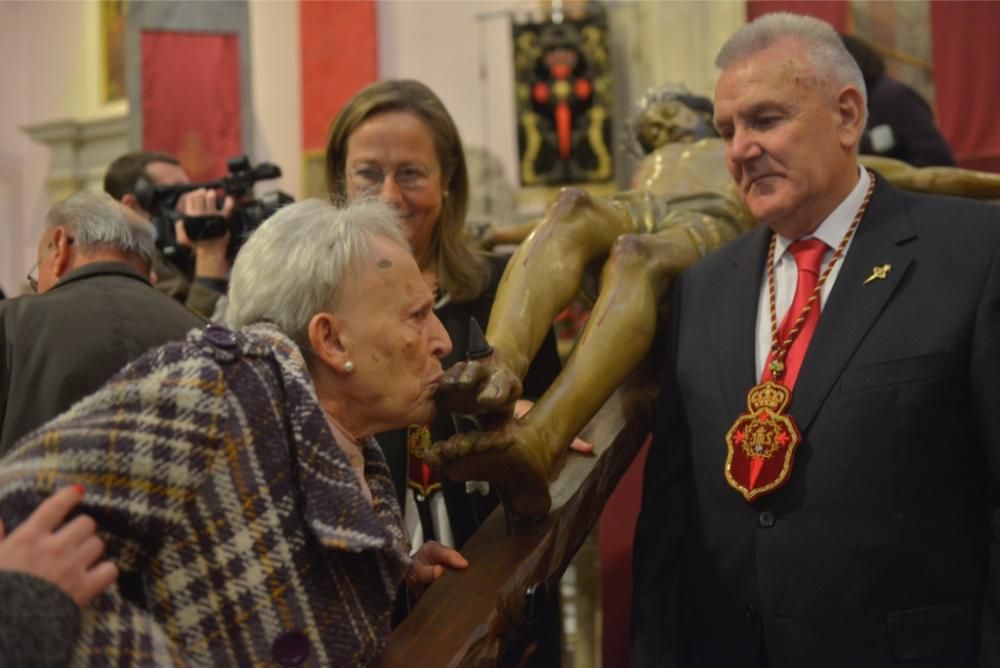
[0,572,80,668]
[0,261,204,456]
[631,178,1000,667]
[152,251,227,319]
[862,76,956,167]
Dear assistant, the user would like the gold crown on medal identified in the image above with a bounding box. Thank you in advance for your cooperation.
[748,382,791,412]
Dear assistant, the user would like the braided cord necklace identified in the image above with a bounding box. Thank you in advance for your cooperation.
[723,169,877,502]
[765,170,878,379]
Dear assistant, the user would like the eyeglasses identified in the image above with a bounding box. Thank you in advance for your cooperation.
[347,164,439,194]
[26,261,39,293]
[26,236,74,293]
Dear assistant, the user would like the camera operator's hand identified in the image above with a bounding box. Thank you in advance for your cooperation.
[175,188,235,280]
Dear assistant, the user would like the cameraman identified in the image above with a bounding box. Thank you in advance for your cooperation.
[104,152,234,318]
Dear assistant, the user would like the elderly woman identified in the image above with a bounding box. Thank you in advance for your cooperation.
[0,198,466,665]
[326,79,562,552]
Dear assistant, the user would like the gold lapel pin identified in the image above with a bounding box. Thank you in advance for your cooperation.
[863,263,892,285]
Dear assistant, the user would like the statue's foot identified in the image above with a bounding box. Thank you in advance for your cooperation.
[424,422,553,520]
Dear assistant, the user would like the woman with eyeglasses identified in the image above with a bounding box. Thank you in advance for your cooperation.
[325,80,564,563]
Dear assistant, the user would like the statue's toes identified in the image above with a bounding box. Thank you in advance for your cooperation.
[472,433,513,454]
[422,446,443,469]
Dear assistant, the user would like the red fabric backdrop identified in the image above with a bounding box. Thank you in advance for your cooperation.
[299,0,379,151]
[141,31,242,181]
[931,1,1000,172]
[598,437,649,668]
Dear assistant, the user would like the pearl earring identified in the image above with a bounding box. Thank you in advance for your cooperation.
[344,361,355,373]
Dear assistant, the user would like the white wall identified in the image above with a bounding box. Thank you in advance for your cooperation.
[0,0,114,296]
[628,0,746,100]
[248,0,303,201]
[377,0,520,191]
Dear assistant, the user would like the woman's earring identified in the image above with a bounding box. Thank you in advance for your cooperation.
[344,361,355,373]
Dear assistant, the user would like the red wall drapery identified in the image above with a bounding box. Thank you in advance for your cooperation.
[931,1,1000,172]
[299,0,379,152]
[598,437,649,668]
[141,31,242,181]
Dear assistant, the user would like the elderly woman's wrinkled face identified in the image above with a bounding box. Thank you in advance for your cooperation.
[345,112,445,264]
[336,236,452,433]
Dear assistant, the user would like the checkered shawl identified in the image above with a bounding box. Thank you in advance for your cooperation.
[0,323,411,666]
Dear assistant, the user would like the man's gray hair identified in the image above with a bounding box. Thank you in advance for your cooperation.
[226,198,410,351]
[716,12,867,124]
[47,190,156,268]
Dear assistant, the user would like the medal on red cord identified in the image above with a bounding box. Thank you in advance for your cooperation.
[724,171,876,501]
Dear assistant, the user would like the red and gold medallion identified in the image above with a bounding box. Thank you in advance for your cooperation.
[724,381,801,501]
[407,425,440,497]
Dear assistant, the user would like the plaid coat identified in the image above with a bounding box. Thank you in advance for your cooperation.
[0,323,411,666]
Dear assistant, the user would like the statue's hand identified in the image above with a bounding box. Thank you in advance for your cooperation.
[424,419,552,520]
[423,425,516,473]
[435,354,523,420]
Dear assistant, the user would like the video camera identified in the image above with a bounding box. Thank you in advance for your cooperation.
[145,155,294,266]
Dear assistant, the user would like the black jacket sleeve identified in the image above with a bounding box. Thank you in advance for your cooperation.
[0,571,81,667]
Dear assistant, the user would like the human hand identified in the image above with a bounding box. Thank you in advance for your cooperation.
[175,188,234,278]
[436,353,523,421]
[0,485,119,607]
[405,540,468,597]
[177,187,236,221]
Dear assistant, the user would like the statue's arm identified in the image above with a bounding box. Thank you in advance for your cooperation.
[860,155,1000,200]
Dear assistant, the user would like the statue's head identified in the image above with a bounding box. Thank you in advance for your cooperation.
[630,84,718,154]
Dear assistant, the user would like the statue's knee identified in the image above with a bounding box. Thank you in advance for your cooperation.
[547,187,594,222]
[608,233,653,270]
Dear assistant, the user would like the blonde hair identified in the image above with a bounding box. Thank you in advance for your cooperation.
[325,79,490,304]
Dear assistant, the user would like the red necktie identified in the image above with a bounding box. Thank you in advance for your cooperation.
[763,238,829,390]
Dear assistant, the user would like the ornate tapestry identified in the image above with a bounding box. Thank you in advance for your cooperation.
[512,7,613,186]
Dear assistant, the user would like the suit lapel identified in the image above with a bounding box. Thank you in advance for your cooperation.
[716,225,771,419]
[790,177,916,430]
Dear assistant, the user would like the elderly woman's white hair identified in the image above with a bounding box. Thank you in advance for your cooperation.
[47,190,156,269]
[226,198,410,351]
[715,12,868,127]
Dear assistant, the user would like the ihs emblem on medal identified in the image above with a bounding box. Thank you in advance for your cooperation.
[724,381,802,501]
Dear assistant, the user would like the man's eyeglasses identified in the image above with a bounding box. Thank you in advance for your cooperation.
[26,261,40,293]
[26,236,74,293]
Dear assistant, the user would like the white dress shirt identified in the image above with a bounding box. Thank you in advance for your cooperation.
[754,167,871,380]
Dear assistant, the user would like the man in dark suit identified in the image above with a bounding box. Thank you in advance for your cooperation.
[0,191,203,455]
[631,12,999,667]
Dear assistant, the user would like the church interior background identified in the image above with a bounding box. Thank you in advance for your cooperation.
[1,1,997,664]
